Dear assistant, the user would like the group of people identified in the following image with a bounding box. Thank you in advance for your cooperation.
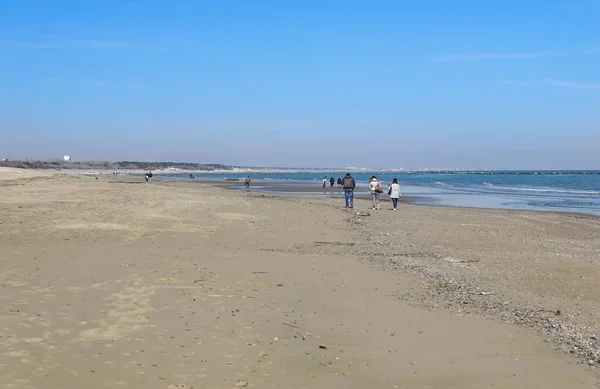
[142,171,400,210]
[340,173,402,211]
[141,171,399,210]
[322,176,337,188]
[322,176,350,188]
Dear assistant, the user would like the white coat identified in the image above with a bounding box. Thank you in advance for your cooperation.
[388,183,401,198]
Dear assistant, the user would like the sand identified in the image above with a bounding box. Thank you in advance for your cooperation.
[0,167,54,181]
[0,172,598,388]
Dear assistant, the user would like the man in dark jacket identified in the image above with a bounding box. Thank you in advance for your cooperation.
[341,173,356,209]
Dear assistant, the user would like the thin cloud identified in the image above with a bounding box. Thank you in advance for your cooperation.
[0,40,154,50]
[544,79,600,90]
[433,51,557,62]
[86,41,145,49]
[433,46,600,62]
[0,41,66,49]
[501,80,532,86]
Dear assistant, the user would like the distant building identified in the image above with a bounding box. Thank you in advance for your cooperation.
[63,156,71,162]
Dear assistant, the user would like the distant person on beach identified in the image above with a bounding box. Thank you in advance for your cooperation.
[145,171,153,183]
[245,175,251,189]
[368,176,383,210]
[329,177,335,187]
[388,178,402,211]
[337,177,342,187]
[322,176,327,188]
[342,173,356,209]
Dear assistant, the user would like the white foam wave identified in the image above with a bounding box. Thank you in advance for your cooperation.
[484,184,600,196]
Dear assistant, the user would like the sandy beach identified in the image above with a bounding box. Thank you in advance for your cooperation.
[1,169,599,388]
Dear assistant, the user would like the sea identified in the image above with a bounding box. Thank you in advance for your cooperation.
[156,171,600,216]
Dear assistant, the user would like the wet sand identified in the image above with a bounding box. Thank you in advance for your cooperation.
[0,170,598,388]
[185,178,417,204]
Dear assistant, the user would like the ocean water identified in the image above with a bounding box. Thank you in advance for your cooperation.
[157,171,600,216]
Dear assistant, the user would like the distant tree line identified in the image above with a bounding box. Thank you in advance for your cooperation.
[114,161,232,171]
[0,159,232,171]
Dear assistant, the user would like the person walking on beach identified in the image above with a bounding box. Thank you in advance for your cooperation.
[145,171,153,183]
[329,177,335,187]
[337,177,342,187]
[368,176,383,210]
[245,175,251,189]
[388,178,402,211]
[322,176,327,188]
[342,173,356,209]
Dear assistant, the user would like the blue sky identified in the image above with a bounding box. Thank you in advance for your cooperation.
[0,0,599,169]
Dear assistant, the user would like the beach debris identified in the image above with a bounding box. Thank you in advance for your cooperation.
[282,322,299,328]
[319,345,328,349]
[356,212,370,217]
[208,294,255,298]
[443,257,480,263]
[314,241,356,246]
[235,381,249,387]
[319,362,346,374]
[543,309,562,316]
[470,291,495,296]
[237,279,282,290]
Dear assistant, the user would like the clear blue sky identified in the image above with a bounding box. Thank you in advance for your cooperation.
[1,0,599,169]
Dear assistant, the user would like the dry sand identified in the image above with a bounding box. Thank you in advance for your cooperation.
[0,172,598,388]
[0,167,53,181]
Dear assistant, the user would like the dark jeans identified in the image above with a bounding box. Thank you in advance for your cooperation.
[344,189,354,207]
[392,198,398,208]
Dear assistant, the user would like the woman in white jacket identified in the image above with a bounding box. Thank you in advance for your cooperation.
[388,178,402,210]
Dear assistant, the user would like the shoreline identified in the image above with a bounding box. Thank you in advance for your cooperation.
[17,166,595,218]
[148,176,600,221]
